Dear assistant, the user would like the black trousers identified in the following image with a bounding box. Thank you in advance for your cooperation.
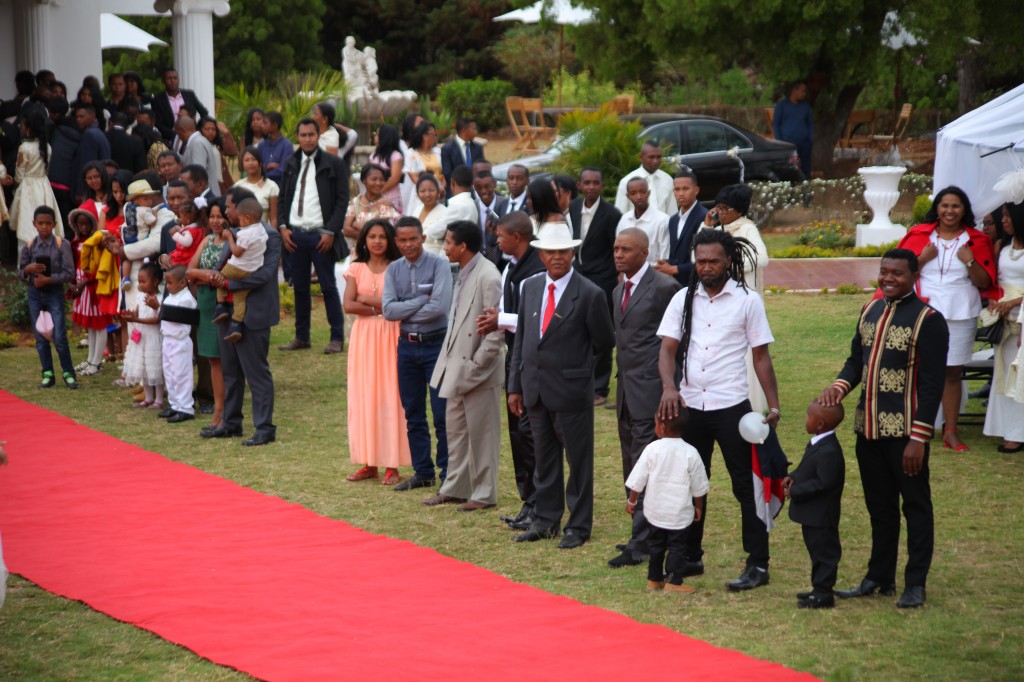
[218,323,275,437]
[855,435,934,587]
[647,524,690,584]
[802,525,841,594]
[505,354,536,506]
[682,400,769,568]
[593,291,613,397]
[528,398,594,536]
[617,397,656,557]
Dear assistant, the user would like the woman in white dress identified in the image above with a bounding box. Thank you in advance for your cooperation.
[9,104,63,249]
[232,146,279,225]
[411,174,448,255]
[406,121,445,192]
[896,186,996,451]
[988,201,1024,452]
[312,102,340,155]
[399,113,424,211]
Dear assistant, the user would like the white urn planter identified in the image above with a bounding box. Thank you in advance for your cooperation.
[855,166,908,247]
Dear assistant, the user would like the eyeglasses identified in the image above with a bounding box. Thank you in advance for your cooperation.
[983,219,995,226]
[714,204,736,214]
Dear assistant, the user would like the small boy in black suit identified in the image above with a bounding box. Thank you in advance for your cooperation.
[783,400,846,609]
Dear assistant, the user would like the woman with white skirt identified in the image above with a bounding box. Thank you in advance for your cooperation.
[896,186,997,451]
[989,201,1024,452]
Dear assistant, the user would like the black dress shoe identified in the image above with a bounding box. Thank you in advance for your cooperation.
[798,593,835,609]
[997,442,1024,453]
[166,411,195,424]
[200,424,243,439]
[242,431,276,446]
[507,514,534,531]
[558,530,588,550]
[393,475,435,491]
[198,403,214,415]
[727,565,770,591]
[157,406,175,419]
[500,503,534,524]
[896,585,926,608]
[796,590,813,600]
[512,527,559,543]
[608,550,643,568]
[836,578,897,599]
[681,560,705,577]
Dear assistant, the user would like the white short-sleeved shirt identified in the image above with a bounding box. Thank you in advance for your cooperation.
[227,224,269,272]
[918,231,982,321]
[232,177,280,224]
[625,438,710,530]
[617,206,670,263]
[319,126,340,152]
[657,278,774,410]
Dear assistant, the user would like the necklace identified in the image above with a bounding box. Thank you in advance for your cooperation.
[1008,243,1024,261]
[935,232,965,280]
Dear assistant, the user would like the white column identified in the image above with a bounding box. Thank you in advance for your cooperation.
[13,0,58,73]
[153,0,231,113]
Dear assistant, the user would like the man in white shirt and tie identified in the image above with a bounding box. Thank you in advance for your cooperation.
[503,164,531,215]
[615,141,675,216]
[616,178,670,263]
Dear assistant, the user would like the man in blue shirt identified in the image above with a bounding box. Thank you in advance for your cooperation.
[773,82,813,179]
[383,216,454,491]
[258,111,293,186]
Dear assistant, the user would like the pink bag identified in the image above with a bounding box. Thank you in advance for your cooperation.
[35,311,54,342]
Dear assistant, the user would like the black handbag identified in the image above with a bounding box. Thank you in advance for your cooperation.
[976,316,1005,344]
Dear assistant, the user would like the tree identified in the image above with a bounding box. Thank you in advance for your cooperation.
[579,0,1024,174]
[213,0,326,83]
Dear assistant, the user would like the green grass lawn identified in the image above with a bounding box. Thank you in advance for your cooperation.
[1,295,1022,681]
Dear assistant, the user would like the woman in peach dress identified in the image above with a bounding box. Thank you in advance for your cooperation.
[343,218,411,485]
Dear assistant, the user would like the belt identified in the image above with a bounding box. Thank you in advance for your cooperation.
[402,330,446,343]
[290,225,323,233]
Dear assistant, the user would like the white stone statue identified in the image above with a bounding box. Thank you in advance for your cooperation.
[340,37,417,122]
[342,36,366,99]
[362,46,379,100]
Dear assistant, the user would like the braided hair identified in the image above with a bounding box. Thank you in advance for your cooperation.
[678,228,759,383]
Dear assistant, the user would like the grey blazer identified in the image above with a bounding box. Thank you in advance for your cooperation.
[613,266,682,421]
[508,271,614,412]
[226,222,282,331]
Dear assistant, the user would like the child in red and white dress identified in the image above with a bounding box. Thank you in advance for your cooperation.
[168,200,205,267]
[68,208,113,376]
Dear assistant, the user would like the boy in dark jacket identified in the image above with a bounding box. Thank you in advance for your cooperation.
[783,400,845,609]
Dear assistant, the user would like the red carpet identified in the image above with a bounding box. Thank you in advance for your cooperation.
[0,390,817,681]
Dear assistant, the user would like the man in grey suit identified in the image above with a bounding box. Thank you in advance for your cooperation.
[606,228,682,568]
[424,220,505,511]
[203,193,281,446]
[507,223,615,549]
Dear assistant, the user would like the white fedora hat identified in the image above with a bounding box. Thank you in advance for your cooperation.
[534,222,581,250]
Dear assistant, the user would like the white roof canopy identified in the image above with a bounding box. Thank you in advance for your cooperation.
[100,13,167,52]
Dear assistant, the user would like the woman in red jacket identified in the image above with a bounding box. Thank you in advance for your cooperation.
[896,186,996,451]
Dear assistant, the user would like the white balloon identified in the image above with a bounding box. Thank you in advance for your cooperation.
[739,411,770,444]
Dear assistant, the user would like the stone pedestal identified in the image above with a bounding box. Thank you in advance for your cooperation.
[856,165,908,248]
[153,0,230,110]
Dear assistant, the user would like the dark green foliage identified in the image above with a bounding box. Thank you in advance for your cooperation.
[436,78,515,131]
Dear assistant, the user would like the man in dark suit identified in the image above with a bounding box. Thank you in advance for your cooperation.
[473,170,506,265]
[606,228,682,568]
[476,212,547,529]
[203,194,281,447]
[151,67,209,143]
[655,169,708,286]
[276,118,350,355]
[71,104,111,204]
[501,164,531,216]
[440,117,485,188]
[783,400,846,609]
[568,167,622,406]
[106,112,146,174]
[508,223,615,549]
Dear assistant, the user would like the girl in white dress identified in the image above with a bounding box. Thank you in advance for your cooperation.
[122,263,165,408]
[9,104,64,250]
[992,202,1024,452]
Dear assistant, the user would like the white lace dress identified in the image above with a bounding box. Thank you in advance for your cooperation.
[123,302,163,386]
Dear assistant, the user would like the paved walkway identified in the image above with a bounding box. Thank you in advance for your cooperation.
[766,257,881,291]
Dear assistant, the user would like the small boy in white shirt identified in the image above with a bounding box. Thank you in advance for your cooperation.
[159,265,198,423]
[625,409,709,593]
[212,197,268,343]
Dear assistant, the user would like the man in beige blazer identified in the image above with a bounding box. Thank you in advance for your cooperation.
[425,220,505,511]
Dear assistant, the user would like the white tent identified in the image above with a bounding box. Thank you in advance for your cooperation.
[100,13,167,52]
[934,83,1024,219]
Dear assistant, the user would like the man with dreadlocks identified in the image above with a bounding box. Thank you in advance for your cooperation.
[656,228,782,591]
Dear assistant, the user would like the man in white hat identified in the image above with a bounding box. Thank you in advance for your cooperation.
[507,223,615,550]
[112,177,175,305]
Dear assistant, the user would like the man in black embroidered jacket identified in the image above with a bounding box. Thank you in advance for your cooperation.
[818,248,948,609]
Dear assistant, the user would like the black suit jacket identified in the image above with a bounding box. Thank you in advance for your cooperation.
[508,271,614,412]
[440,137,485,187]
[666,202,709,285]
[277,148,351,261]
[569,197,622,297]
[613,266,682,421]
[152,89,209,142]
[107,127,147,174]
[787,433,845,528]
[481,195,509,266]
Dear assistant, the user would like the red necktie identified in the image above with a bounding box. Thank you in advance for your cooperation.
[621,280,633,313]
[541,283,556,335]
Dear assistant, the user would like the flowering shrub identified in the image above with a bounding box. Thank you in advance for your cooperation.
[797,220,855,250]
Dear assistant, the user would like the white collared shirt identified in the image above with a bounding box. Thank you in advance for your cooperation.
[476,195,497,233]
[540,269,573,336]
[506,192,526,214]
[288,153,324,228]
[621,262,650,309]
[615,167,676,216]
[617,206,670,263]
[675,202,698,240]
[809,430,836,446]
[625,438,710,530]
[657,278,774,410]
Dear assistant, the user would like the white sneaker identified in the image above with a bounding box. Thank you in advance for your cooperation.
[79,363,102,376]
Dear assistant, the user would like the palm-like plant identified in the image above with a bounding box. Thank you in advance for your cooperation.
[215,69,348,141]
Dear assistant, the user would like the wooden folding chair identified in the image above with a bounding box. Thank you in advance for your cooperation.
[506,96,531,151]
[605,94,635,116]
[839,109,878,149]
[871,103,912,153]
[520,98,557,150]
